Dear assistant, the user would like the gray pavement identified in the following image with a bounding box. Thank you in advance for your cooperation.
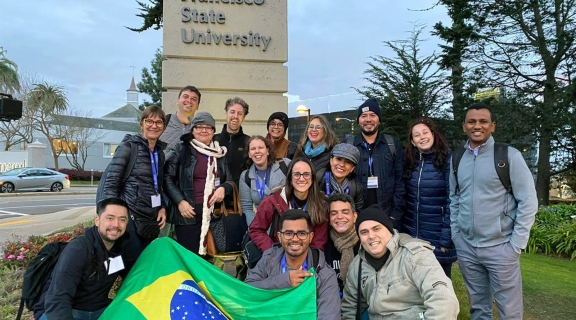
[0,206,96,245]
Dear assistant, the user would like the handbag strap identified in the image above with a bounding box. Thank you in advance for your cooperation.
[218,181,243,216]
[356,258,363,320]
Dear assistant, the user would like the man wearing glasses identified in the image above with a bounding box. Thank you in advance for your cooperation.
[266,112,297,160]
[245,209,340,320]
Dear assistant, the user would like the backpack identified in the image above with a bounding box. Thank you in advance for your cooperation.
[165,113,172,127]
[451,142,512,196]
[244,159,288,188]
[346,134,396,158]
[96,142,138,203]
[16,236,93,320]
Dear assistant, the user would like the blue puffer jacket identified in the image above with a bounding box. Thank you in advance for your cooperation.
[403,151,456,264]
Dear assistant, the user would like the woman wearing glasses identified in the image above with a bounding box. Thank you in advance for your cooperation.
[163,112,233,255]
[293,115,339,180]
[249,157,329,252]
[101,105,167,258]
[239,135,290,226]
[403,117,456,278]
[266,112,298,159]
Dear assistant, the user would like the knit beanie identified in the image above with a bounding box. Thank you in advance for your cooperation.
[355,204,394,235]
[356,98,382,123]
[268,112,289,129]
[191,112,216,130]
[331,143,360,165]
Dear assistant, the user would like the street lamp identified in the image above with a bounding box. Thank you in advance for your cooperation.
[296,105,310,122]
[336,117,355,135]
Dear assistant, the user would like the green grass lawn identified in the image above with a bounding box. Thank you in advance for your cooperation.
[452,253,576,320]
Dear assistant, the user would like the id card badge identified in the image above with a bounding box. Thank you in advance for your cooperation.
[214,180,221,188]
[104,256,125,275]
[367,176,379,189]
[151,194,161,208]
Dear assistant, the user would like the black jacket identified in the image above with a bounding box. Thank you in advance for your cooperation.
[163,133,233,225]
[318,174,365,212]
[214,124,250,187]
[37,226,130,320]
[293,147,332,181]
[102,134,167,220]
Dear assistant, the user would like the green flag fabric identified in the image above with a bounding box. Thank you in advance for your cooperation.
[100,238,317,320]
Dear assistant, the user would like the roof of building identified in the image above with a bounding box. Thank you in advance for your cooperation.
[52,114,141,132]
[127,76,138,92]
[101,104,142,119]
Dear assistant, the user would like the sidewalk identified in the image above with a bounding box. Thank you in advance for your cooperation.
[0,206,96,244]
[0,185,97,198]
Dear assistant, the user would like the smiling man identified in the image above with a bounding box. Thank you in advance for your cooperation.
[325,193,360,294]
[245,209,340,320]
[349,98,405,229]
[160,86,201,156]
[450,103,537,320]
[35,198,133,320]
[215,97,250,187]
[341,204,459,319]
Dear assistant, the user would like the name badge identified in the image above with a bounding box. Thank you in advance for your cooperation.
[104,256,125,275]
[215,180,221,188]
[367,176,379,189]
[151,194,161,208]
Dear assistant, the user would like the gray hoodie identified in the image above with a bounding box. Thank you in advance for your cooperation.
[245,245,341,320]
[449,136,538,253]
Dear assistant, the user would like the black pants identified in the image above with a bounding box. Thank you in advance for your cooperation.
[175,204,203,254]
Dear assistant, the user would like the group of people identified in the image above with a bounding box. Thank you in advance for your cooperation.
[34,84,538,320]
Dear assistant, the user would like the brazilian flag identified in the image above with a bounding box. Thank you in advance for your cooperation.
[100,238,317,319]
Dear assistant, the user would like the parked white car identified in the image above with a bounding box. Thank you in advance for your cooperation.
[0,168,70,193]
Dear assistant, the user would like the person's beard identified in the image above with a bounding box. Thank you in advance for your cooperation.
[361,127,378,136]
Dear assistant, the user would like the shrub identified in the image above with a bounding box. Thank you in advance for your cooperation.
[55,168,104,181]
[528,204,576,260]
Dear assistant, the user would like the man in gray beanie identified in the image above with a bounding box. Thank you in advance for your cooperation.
[347,98,405,230]
[341,204,459,319]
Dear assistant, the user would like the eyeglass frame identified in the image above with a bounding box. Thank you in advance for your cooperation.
[194,125,214,132]
[143,119,165,127]
[307,124,324,131]
[291,172,312,180]
[278,230,312,240]
[268,121,285,128]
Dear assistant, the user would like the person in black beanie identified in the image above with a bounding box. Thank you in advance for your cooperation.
[348,98,405,230]
[341,204,459,319]
[266,111,298,159]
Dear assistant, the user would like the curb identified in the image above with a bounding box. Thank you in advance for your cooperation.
[0,191,97,197]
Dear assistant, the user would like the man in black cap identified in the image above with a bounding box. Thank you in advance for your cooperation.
[341,204,459,319]
[348,98,405,229]
[266,111,298,160]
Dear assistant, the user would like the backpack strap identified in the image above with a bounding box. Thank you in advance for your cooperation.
[278,159,288,176]
[494,142,512,196]
[383,134,396,158]
[244,170,251,190]
[356,258,363,320]
[311,248,320,271]
[165,113,172,127]
[451,147,466,195]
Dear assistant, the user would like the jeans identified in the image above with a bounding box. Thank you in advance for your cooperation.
[38,307,106,320]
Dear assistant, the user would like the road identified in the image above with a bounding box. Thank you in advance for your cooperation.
[0,194,95,219]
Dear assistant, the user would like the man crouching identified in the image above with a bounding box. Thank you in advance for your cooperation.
[245,209,340,319]
[341,204,459,319]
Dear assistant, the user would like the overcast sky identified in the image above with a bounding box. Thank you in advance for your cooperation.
[0,0,448,117]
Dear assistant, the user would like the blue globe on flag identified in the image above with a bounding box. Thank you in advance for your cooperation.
[170,280,229,320]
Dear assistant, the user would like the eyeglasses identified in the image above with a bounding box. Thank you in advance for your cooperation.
[194,125,214,132]
[308,124,324,131]
[292,172,312,180]
[144,119,164,128]
[279,231,311,240]
[269,122,284,128]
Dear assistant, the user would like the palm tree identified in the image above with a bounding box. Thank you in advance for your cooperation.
[0,48,20,94]
[28,82,69,170]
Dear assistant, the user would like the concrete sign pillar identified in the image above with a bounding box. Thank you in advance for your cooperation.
[162,0,288,136]
[26,140,47,168]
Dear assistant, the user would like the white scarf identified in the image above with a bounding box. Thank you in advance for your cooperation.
[190,139,227,255]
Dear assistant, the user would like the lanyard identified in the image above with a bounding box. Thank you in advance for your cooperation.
[281,253,309,273]
[149,148,159,192]
[291,200,307,211]
[364,142,374,176]
[255,168,267,200]
[324,172,349,196]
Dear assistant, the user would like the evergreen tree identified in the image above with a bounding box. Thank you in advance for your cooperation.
[137,48,166,110]
[127,0,163,32]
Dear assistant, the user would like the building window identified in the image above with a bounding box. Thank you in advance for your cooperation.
[103,143,120,158]
[52,139,78,155]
